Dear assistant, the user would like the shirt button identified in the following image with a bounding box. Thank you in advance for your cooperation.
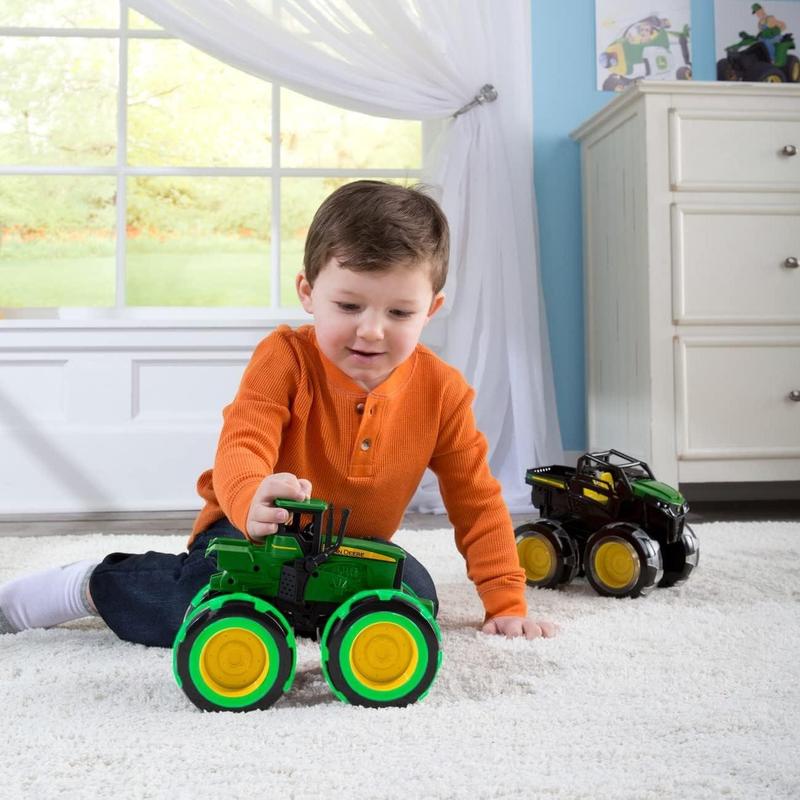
[356,402,365,414]
[360,438,372,451]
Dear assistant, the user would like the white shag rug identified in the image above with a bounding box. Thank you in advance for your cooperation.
[1,521,799,800]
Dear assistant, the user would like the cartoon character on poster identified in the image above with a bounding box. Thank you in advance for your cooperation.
[596,1,692,92]
[715,1,799,83]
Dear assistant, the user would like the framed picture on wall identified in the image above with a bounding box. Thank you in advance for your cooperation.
[595,0,692,91]
[714,0,800,82]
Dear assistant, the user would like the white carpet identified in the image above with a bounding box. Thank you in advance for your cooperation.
[1,521,799,800]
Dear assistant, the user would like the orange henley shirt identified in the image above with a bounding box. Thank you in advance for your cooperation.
[191,325,527,620]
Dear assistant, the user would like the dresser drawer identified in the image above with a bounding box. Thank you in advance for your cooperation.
[670,110,800,191]
[672,205,800,323]
[676,338,800,458]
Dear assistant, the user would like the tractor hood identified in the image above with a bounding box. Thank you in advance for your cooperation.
[632,479,685,505]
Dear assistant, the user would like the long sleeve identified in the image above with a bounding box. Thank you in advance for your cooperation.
[194,328,302,536]
[429,381,528,619]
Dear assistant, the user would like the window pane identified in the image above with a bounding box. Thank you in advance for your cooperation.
[127,177,270,306]
[0,176,116,307]
[128,40,271,167]
[280,90,421,170]
[0,0,117,28]
[0,38,117,166]
[128,10,162,30]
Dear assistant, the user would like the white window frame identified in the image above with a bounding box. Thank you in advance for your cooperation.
[0,1,425,324]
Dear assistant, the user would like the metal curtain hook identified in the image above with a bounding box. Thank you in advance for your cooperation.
[452,84,498,118]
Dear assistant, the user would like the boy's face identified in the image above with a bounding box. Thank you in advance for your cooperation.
[296,258,445,391]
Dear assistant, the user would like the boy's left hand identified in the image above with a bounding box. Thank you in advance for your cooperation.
[481,616,558,640]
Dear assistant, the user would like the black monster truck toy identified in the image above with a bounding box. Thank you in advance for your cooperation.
[515,450,699,598]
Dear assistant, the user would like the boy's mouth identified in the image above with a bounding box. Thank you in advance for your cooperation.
[347,348,384,359]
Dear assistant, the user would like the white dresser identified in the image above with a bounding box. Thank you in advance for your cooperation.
[571,82,800,489]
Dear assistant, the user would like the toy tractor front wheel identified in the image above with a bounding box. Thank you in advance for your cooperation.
[585,523,663,598]
[515,520,579,589]
[321,590,441,708]
[173,594,296,712]
[658,525,700,588]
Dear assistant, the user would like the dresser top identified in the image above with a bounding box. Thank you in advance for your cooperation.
[571,80,800,141]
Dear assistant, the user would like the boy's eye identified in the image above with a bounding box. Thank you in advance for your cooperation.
[335,302,361,313]
[389,309,414,319]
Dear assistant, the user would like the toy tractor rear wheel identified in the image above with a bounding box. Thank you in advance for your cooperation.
[515,520,579,589]
[173,594,296,712]
[785,55,800,83]
[717,58,741,81]
[658,525,700,588]
[585,523,663,598]
[321,590,441,708]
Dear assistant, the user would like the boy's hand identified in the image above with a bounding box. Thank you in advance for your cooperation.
[481,615,558,640]
[246,472,312,540]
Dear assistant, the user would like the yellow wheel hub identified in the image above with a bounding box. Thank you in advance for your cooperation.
[349,622,419,692]
[592,538,640,591]
[198,627,269,697]
[517,535,556,583]
[765,74,783,83]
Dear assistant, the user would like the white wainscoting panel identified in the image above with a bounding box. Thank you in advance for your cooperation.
[0,322,273,515]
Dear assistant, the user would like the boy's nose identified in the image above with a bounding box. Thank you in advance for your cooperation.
[356,313,384,340]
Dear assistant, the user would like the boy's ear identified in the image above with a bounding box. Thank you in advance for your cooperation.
[296,273,313,314]
[425,292,445,322]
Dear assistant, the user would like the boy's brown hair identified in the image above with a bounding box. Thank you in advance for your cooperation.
[303,180,449,293]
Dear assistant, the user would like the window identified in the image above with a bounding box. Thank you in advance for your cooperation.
[0,1,422,314]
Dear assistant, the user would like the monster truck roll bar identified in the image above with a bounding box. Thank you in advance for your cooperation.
[577,449,655,492]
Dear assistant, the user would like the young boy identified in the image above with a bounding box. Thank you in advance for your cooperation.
[0,181,556,646]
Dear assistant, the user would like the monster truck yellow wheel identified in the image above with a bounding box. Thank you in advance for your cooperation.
[173,594,296,712]
[592,538,639,592]
[585,524,662,599]
[349,621,419,692]
[766,74,783,83]
[321,590,441,707]
[517,534,557,585]
[198,626,269,697]
[514,521,579,589]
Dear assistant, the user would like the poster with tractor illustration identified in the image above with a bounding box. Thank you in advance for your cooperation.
[715,1,800,83]
[596,0,692,91]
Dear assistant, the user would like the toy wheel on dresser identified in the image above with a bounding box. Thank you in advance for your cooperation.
[514,520,579,589]
[584,523,663,598]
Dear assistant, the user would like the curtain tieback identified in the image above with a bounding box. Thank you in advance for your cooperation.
[452,84,498,118]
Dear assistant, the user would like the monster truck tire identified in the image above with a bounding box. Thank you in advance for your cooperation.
[585,523,663,599]
[321,590,441,708]
[515,520,579,589]
[173,595,296,712]
[658,525,700,588]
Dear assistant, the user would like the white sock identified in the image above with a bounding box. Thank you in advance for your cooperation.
[0,559,99,633]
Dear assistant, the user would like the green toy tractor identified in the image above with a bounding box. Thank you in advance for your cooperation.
[515,450,699,599]
[173,497,441,711]
[717,31,799,82]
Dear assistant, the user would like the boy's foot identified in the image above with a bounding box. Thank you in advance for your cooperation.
[0,559,98,633]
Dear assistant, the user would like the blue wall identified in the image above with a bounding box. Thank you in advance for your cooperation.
[531,0,718,451]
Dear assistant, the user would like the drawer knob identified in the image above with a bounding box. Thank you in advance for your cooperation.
[791,390,800,402]
[783,144,797,156]
[785,257,799,269]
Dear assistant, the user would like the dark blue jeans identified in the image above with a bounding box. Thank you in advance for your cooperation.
[90,518,438,648]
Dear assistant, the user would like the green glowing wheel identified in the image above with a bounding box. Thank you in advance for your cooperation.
[321,590,441,708]
[173,594,296,712]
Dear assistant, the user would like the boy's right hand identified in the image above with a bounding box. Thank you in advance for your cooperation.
[246,473,312,540]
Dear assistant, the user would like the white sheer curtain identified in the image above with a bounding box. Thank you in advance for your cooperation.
[129,0,563,511]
